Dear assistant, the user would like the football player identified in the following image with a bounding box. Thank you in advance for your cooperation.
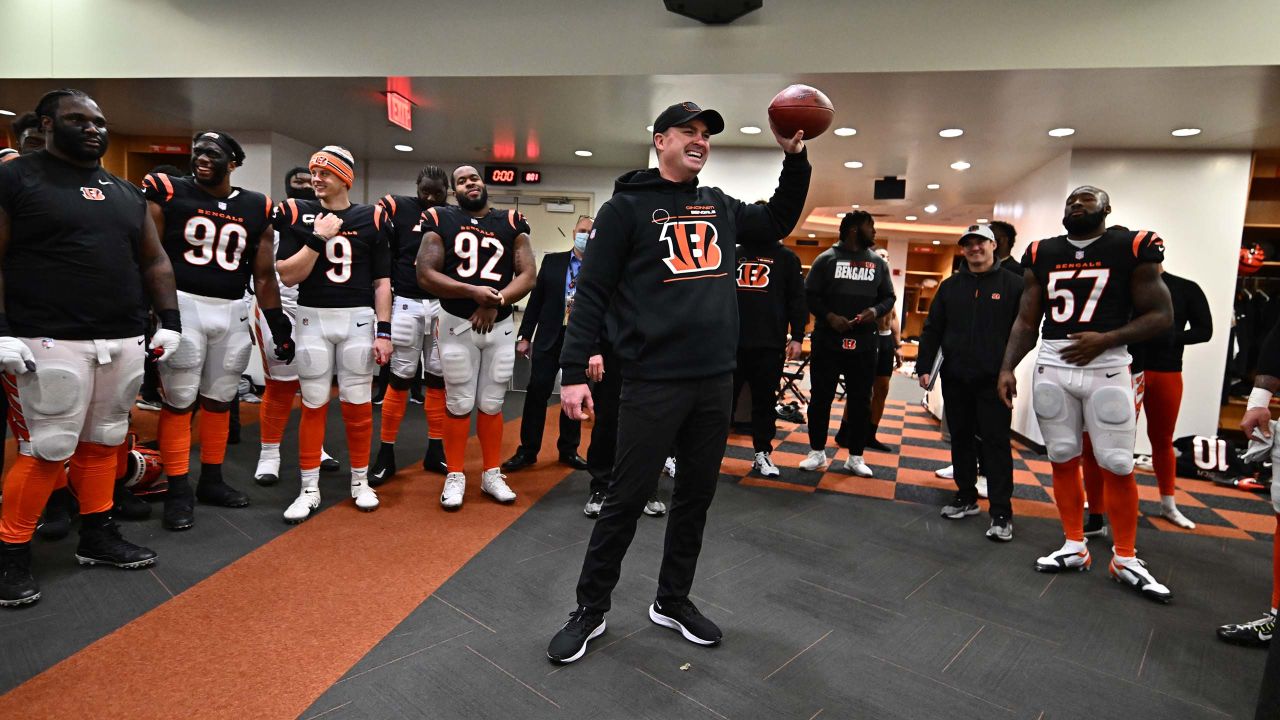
[143,131,293,531]
[416,165,536,509]
[370,166,451,485]
[274,146,392,523]
[0,89,181,607]
[998,186,1174,602]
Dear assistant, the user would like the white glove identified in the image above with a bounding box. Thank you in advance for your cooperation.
[0,336,35,374]
[149,329,182,363]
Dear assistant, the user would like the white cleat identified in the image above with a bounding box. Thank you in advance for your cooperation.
[663,457,677,477]
[753,451,781,478]
[935,465,954,479]
[441,472,466,509]
[1160,506,1196,530]
[351,476,379,512]
[843,454,873,477]
[482,468,516,503]
[283,487,320,524]
[799,449,829,472]
[1035,541,1092,573]
[1109,556,1173,603]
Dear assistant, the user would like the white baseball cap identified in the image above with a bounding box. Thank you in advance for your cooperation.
[959,224,995,244]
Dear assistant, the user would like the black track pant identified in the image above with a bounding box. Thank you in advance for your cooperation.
[576,373,731,612]
[732,347,785,453]
[1259,629,1280,719]
[517,337,581,459]
[585,348,623,496]
[808,345,877,455]
[941,374,1013,520]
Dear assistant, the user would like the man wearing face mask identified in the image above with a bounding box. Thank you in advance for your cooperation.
[503,215,594,472]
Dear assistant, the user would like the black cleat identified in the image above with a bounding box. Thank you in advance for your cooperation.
[0,542,41,607]
[36,488,76,541]
[163,475,195,531]
[547,606,606,665]
[423,439,447,475]
[1217,612,1274,648]
[196,464,250,508]
[76,512,157,569]
[254,472,279,487]
[370,443,397,488]
[320,456,341,472]
[113,483,152,521]
[502,450,537,473]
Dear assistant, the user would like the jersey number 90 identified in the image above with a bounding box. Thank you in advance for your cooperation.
[183,217,247,272]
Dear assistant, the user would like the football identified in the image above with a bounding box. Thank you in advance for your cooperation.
[768,84,835,139]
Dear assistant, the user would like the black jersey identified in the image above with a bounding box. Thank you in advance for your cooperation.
[1173,435,1264,484]
[418,205,527,321]
[1021,227,1164,340]
[376,194,433,300]
[274,198,391,309]
[0,151,148,340]
[143,173,272,300]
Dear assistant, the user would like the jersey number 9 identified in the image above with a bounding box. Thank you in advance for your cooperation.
[325,237,353,283]
[454,231,505,282]
[183,217,247,272]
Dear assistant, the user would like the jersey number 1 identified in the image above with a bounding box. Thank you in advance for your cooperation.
[184,217,247,272]
[1047,269,1111,323]
[454,231,505,282]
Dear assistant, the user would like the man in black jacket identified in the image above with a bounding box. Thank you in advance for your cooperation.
[547,101,809,664]
[503,215,594,472]
[916,224,1023,541]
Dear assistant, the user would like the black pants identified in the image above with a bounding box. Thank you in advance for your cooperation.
[576,373,732,612]
[1259,629,1280,719]
[732,347,784,453]
[809,344,877,454]
[517,337,581,459]
[941,374,1013,520]
[586,347,623,496]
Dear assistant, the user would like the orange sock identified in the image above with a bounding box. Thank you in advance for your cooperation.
[426,385,446,440]
[1102,469,1140,557]
[1081,434,1105,515]
[1050,457,1085,542]
[1143,370,1183,497]
[1271,515,1279,610]
[380,386,408,443]
[476,411,503,470]
[0,454,65,543]
[260,378,299,445]
[341,401,373,470]
[443,412,471,474]
[199,409,231,465]
[68,442,119,514]
[158,408,192,477]
[299,404,328,472]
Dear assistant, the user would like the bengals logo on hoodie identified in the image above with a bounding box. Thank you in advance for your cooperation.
[653,208,722,277]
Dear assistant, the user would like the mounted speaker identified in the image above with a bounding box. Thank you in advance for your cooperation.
[664,0,763,24]
[874,176,906,200]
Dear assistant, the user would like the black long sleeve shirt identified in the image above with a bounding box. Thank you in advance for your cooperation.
[1132,271,1212,373]
[805,243,895,353]
[736,243,806,349]
[915,263,1024,381]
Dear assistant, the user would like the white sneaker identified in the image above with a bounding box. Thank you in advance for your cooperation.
[975,475,988,499]
[799,449,829,472]
[663,457,677,477]
[754,452,781,478]
[1135,455,1154,472]
[643,497,667,516]
[441,472,466,509]
[935,465,954,479]
[481,468,516,503]
[1109,555,1172,603]
[254,455,281,487]
[350,473,379,512]
[1034,540,1092,573]
[1160,505,1196,530]
[843,454,873,477]
[283,487,320,524]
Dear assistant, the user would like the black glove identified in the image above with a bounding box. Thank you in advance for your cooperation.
[263,307,296,363]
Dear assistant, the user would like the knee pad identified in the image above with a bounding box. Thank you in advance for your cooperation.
[445,384,476,416]
[1089,385,1135,428]
[476,343,515,414]
[29,423,79,462]
[1032,381,1068,422]
[390,344,420,381]
[295,336,332,381]
[92,359,145,448]
[336,339,373,405]
[1095,448,1135,475]
[1033,382,1081,462]
[24,362,82,417]
[298,376,331,409]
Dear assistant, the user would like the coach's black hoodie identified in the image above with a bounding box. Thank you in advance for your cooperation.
[560,148,811,384]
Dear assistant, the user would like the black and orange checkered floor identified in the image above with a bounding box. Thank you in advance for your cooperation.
[722,398,1277,542]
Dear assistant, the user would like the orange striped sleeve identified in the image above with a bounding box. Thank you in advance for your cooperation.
[427,207,439,226]
[263,194,272,219]
[285,198,299,224]
[373,204,384,230]
[1029,240,1040,264]
[158,173,175,202]
[1132,230,1149,257]
[507,209,517,229]
[381,194,397,216]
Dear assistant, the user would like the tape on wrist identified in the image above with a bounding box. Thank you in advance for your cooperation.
[1248,387,1274,411]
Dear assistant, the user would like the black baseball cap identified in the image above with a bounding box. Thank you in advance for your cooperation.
[653,102,725,135]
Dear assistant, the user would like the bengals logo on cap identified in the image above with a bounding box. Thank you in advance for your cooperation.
[736,262,771,288]
[80,187,105,201]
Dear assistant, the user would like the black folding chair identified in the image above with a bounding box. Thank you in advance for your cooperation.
[778,353,810,405]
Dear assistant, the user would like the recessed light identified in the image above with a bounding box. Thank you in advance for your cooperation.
[393,144,413,152]
[931,240,941,245]
[851,204,860,209]
[905,215,918,221]
[1171,128,1201,137]
[843,161,863,169]
[646,125,654,132]
[950,161,971,171]
[0,110,14,117]
[1048,127,1075,138]
[938,128,964,138]
[740,126,761,135]
[923,204,938,214]
[574,150,593,157]
[926,183,941,190]
[834,127,857,137]
[977,218,990,223]
[807,233,816,238]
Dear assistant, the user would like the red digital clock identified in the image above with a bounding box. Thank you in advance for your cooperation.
[485,165,519,186]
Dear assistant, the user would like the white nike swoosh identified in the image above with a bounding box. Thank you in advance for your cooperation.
[97,179,111,186]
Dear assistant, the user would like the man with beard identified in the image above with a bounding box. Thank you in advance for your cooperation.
[991,220,1021,275]
[369,166,450,485]
[274,146,393,522]
[416,165,536,509]
[0,89,181,607]
[252,166,339,487]
[800,210,896,477]
[142,131,294,530]
[998,186,1174,602]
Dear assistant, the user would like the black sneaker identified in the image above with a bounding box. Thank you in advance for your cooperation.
[865,436,892,452]
[163,475,195,531]
[370,443,397,488]
[320,456,341,472]
[649,599,722,646]
[113,483,152,521]
[0,542,41,607]
[583,492,605,518]
[1217,612,1274,648]
[76,512,157,569]
[985,518,1013,542]
[36,487,76,541]
[546,606,606,664]
[196,464,250,508]
[940,495,980,520]
[423,439,447,475]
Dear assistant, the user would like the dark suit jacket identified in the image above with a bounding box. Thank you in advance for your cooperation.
[519,250,577,356]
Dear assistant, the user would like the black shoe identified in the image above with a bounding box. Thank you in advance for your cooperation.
[36,488,76,541]
[547,606,606,664]
[502,450,537,472]
[196,465,250,508]
[163,475,195,531]
[370,443,397,488]
[76,512,156,569]
[0,542,41,607]
[1217,612,1275,648]
[865,436,892,452]
[320,456,341,472]
[254,472,279,487]
[423,439,447,475]
[559,453,589,471]
[113,484,152,521]
[649,599,722,646]
[583,492,605,518]
[409,386,425,405]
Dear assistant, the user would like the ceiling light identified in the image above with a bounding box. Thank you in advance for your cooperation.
[938,128,964,138]
[807,233,816,238]
[740,126,761,135]
[931,240,941,245]
[1048,127,1075,138]
[950,161,971,171]
[1171,128,1201,137]
[836,212,847,218]
[834,127,856,137]
[923,204,938,214]
[905,215,918,221]
[977,218,990,223]
[574,150,593,157]
[0,110,14,117]
[843,161,863,169]
[393,144,413,152]
[851,204,860,209]
[926,183,941,190]
[646,125,654,132]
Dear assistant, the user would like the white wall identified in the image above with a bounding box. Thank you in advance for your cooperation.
[360,158,624,212]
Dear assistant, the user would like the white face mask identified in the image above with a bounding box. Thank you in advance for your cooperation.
[574,232,589,252]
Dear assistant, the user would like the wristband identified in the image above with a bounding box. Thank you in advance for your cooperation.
[376,321,392,339]
[1248,387,1274,411]
[158,308,182,333]
[305,232,329,252]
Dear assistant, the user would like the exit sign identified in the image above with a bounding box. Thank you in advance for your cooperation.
[386,92,412,131]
